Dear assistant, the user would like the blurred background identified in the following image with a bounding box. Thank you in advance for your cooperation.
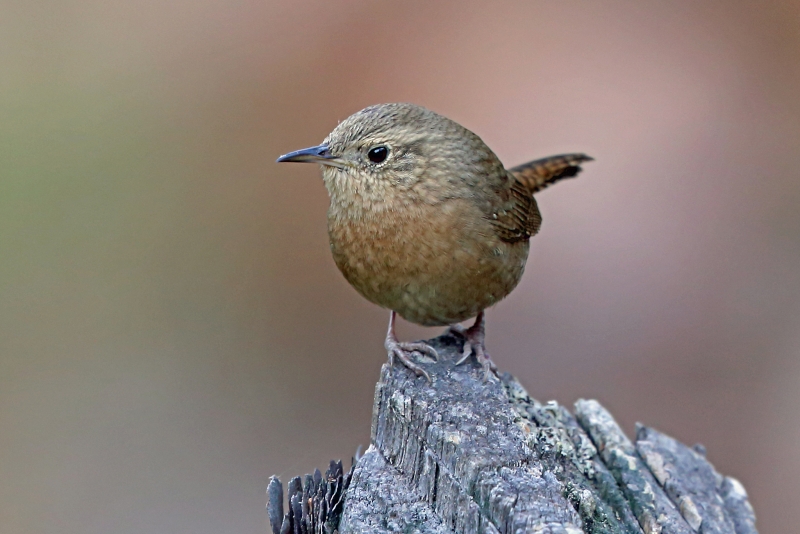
[2,0,799,532]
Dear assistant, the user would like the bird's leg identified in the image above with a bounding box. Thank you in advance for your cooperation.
[451,311,497,379]
[384,311,439,381]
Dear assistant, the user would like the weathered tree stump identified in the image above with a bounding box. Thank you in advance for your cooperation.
[268,333,757,534]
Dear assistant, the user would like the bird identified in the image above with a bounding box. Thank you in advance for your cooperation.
[277,103,591,380]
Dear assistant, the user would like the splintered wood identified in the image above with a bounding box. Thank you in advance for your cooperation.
[268,333,757,534]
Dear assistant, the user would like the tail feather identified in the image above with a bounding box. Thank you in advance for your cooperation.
[508,153,593,194]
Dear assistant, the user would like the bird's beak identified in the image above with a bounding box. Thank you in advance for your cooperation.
[276,144,346,168]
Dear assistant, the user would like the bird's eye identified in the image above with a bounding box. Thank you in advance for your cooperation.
[367,146,389,164]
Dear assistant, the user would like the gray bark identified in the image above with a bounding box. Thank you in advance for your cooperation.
[268,333,757,534]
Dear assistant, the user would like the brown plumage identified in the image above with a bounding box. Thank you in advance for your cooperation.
[277,103,591,380]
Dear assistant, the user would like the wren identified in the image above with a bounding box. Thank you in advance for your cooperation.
[278,103,591,380]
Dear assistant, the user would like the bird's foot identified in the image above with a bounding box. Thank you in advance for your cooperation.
[450,312,497,380]
[385,311,438,382]
[385,338,438,382]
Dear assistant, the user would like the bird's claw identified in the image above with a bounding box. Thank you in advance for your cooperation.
[384,311,438,381]
[449,312,497,381]
[386,339,438,382]
[455,338,497,381]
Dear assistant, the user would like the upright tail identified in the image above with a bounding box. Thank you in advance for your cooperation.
[508,153,593,194]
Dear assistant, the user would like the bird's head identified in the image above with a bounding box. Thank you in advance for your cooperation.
[277,103,504,210]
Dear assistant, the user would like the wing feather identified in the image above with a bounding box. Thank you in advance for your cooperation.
[490,153,592,243]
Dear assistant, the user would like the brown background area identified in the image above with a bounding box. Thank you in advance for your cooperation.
[2,1,799,533]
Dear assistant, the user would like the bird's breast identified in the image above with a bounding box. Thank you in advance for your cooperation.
[327,197,529,326]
